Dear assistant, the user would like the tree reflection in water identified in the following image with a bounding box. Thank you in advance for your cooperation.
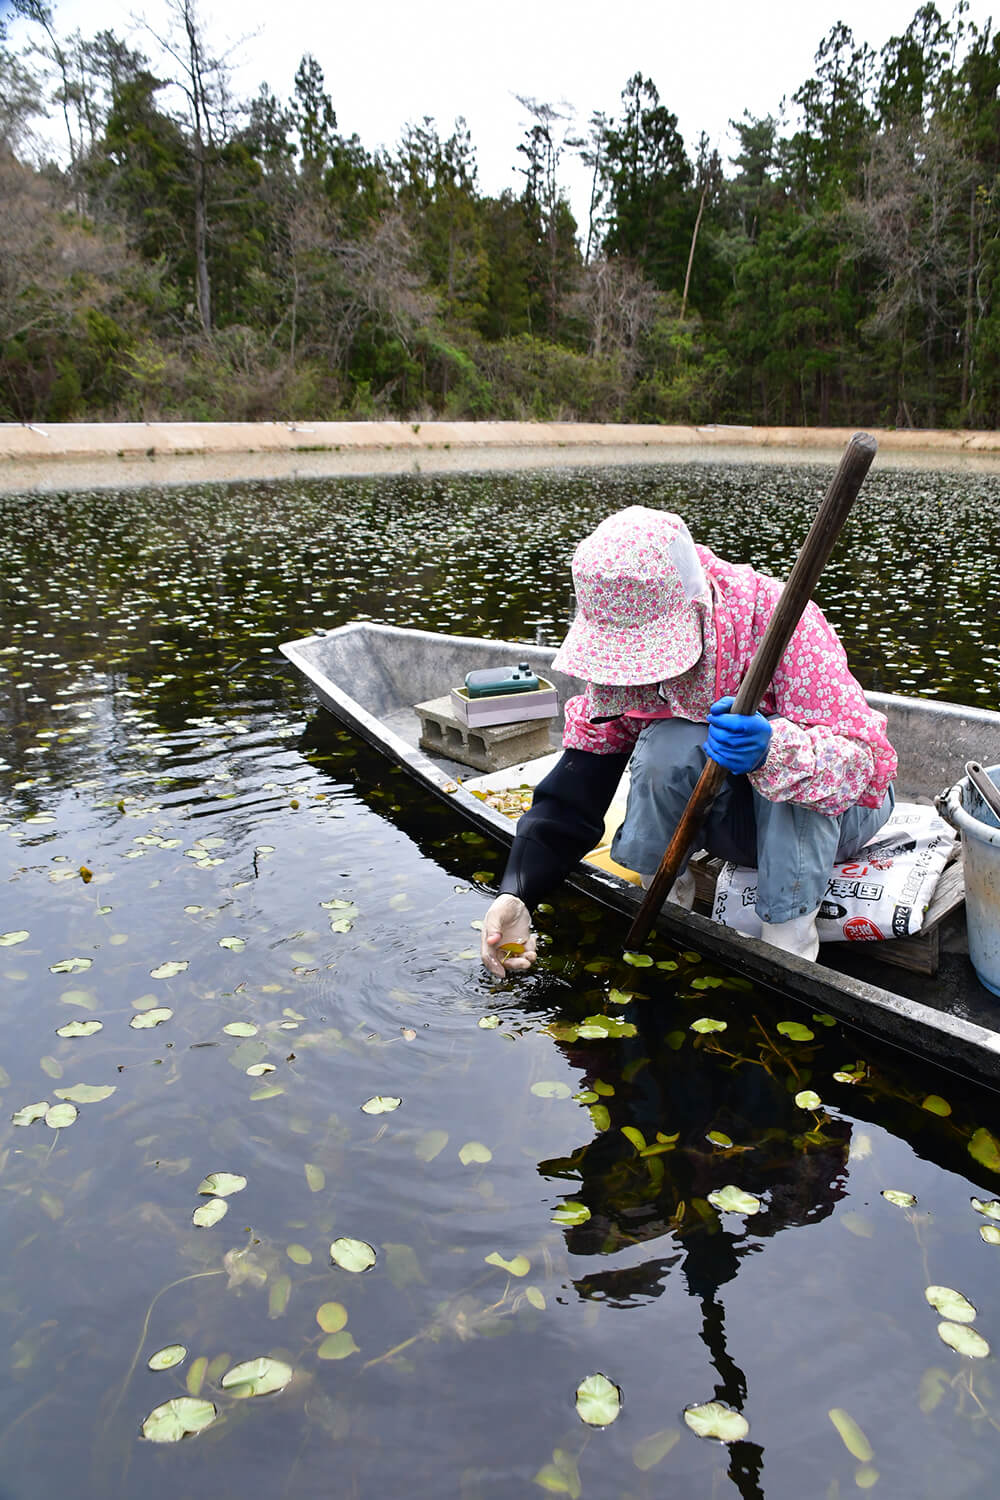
[542,1006,853,1498]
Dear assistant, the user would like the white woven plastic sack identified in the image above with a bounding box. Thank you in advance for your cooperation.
[712,801,958,943]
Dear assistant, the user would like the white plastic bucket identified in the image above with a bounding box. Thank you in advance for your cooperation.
[942,763,1000,996]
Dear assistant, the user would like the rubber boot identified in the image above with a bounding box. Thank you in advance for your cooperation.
[639,868,696,910]
[759,909,820,962]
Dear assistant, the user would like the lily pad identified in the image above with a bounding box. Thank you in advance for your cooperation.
[249,1083,284,1100]
[534,1449,581,1498]
[44,1102,78,1129]
[317,1332,359,1360]
[316,1302,348,1333]
[286,1244,312,1265]
[690,1017,727,1034]
[776,1021,815,1042]
[925,1285,977,1323]
[485,1251,530,1277]
[330,1237,376,1273]
[882,1190,917,1207]
[223,1021,259,1037]
[458,1140,492,1165]
[304,1163,325,1192]
[415,1129,448,1162]
[0,930,29,946]
[576,1015,637,1039]
[622,952,653,967]
[531,1081,572,1099]
[918,1368,950,1414]
[148,1344,187,1371]
[575,1373,621,1427]
[971,1197,1000,1220]
[937,1321,990,1358]
[360,1095,401,1115]
[708,1185,761,1215]
[268,1275,292,1319]
[794,1090,822,1111]
[59,989,97,1010]
[246,1062,275,1076]
[150,960,188,980]
[197,1172,247,1198]
[130,1007,173,1029]
[980,1225,1000,1245]
[220,1356,293,1397]
[551,1201,591,1227]
[12,1101,50,1126]
[478,1015,500,1029]
[828,1407,873,1462]
[141,1395,217,1443]
[192,1199,228,1228]
[49,957,92,974]
[968,1127,1000,1174]
[921,1094,952,1117]
[632,1428,682,1471]
[53,1083,115,1103]
[55,1019,103,1038]
[219,937,246,952]
[683,1400,749,1443]
[707,1130,733,1147]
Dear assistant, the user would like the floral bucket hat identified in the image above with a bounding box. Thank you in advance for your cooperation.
[551,507,708,686]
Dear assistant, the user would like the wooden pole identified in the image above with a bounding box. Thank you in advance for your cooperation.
[624,431,878,952]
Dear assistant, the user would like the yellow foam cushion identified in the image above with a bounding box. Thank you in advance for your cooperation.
[583,801,642,885]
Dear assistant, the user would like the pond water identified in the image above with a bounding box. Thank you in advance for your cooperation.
[1,462,1000,1499]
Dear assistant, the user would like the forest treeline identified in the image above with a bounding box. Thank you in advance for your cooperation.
[2,0,1000,429]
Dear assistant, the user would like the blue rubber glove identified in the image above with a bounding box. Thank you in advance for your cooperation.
[706,696,772,775]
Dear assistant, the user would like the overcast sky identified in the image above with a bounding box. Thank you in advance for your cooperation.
[4,0,993,221]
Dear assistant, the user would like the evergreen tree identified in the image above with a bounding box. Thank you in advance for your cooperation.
[390,117,487,326]
[786,23,876,202]
[599,73,692,290]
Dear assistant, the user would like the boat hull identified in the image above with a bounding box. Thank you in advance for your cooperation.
[281,622,1000,1088]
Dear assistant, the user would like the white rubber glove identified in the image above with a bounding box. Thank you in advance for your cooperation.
[480,894,537,977]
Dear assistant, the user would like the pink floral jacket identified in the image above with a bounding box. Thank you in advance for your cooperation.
[562,547,897,817]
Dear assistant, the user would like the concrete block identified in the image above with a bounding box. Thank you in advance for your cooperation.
[415,696,553,772]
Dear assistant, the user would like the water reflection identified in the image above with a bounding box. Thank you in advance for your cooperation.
[544,1014,853,1499]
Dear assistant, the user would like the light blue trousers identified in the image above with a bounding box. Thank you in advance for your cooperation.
[610,718,894,924]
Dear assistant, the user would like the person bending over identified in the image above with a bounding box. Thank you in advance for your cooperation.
[480,506,897,976]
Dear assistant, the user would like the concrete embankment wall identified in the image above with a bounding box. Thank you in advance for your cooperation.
[3,419,1000,491]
